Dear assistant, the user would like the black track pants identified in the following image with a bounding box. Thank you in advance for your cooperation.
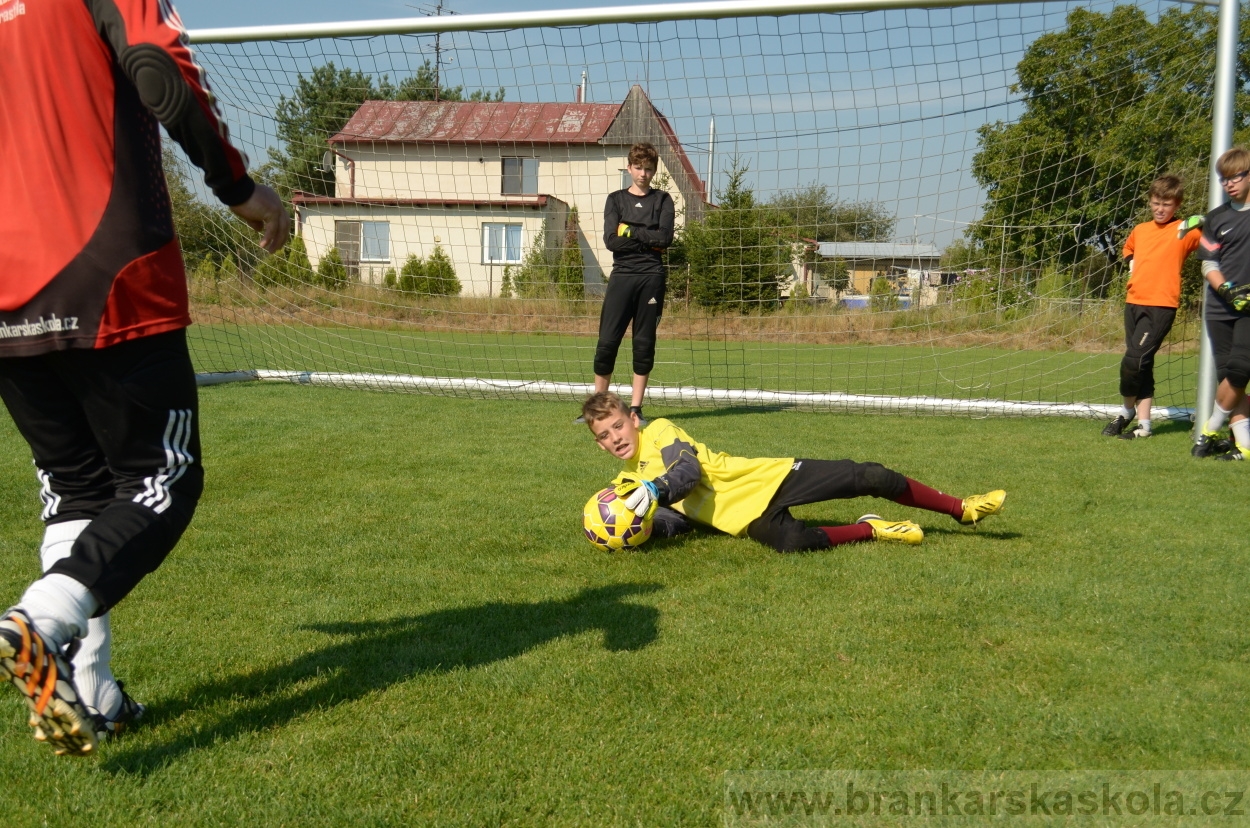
[593,270,666,377]
[0,329,203,610]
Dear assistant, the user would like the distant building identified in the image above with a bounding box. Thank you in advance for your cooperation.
[812,242,943,297]
[292,85,706,295]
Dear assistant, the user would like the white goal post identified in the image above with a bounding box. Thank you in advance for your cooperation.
[177,0,1236,420]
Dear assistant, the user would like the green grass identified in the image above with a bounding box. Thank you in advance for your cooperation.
[187,323,1200,409]
[0,387,1245,826]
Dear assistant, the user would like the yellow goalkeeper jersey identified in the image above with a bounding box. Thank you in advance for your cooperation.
[612,418,794,537]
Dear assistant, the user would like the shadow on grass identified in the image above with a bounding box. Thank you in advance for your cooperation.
[104,582,662,775]
[659,405,795,421]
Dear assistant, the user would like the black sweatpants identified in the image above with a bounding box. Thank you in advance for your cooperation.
[593,270,666,377]
[1119,303,1176,399]
[0,329,203,610]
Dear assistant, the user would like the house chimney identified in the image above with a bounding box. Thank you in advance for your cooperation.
[574,85,582,103]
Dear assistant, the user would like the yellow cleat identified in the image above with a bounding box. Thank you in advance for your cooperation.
[857,515,923,545]
[959,490,1006,526]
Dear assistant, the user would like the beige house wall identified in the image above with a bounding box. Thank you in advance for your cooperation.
[299,204,553,297]
[317,142,687,295]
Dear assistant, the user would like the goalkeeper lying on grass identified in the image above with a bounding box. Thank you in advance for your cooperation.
[581,391,1005,551]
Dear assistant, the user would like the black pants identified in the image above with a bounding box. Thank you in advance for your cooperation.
[652,459,907,553]
[1119,304,1176,399]
[0,329,202,610]
[1207,315,1250,390]
[593,270,666,377]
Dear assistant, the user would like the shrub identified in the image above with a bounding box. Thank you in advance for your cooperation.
[317,247,348,288]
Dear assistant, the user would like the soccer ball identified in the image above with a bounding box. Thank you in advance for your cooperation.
[582,487,652,552]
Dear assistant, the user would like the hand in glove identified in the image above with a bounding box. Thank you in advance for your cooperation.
[613,477,659,520]
[1177,215,1204,239]
[616,223,632,238]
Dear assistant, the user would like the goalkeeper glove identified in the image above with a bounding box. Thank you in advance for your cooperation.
[1217,281,1250,313]
[616,223,632,238]
[1178,215,1204,238]
[613,477,659,519]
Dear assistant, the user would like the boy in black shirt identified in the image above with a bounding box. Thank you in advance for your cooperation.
[1195,147,1250,460]
[577,143,675,426]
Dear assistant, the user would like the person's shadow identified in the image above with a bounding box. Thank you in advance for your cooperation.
[104,582,662,774]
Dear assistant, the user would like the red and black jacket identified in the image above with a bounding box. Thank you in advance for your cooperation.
[0,0,254,355]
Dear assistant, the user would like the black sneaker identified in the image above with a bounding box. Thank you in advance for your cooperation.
[1119,425,1151,440]
[90,681,145,741]
[1216,445,1248,461]
[1192,431,1234,458]
[630,407,649,428]
[573,414,586,425]
[1101,415,1131,436]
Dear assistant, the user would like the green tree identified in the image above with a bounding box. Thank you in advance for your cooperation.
[671,160,792,312]
[424,245,462,296]
[317,247,348,288]
[394,59,504,102]
[969,4,1250,274]
[553,209,585,300]
[398,254,426,293]
[163,147,233,269]
[767,184,894,242]
[285,235,313,285]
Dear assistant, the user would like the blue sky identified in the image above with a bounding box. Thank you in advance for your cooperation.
[171,0,1119,246]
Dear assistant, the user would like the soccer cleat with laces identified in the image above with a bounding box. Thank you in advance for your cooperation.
[1192,431,1234,458]
[85,681,146,742]
[958,490,1007,526]
[1119,425,1152,440]
[857,514,923,545]
[0,609,98,756]
[1101,415,1131,436]
[1216,444,1249,462]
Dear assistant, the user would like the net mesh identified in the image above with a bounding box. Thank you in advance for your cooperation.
[177,0,1223,415]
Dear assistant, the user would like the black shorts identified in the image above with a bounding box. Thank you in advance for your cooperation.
[745,459,907,553]
[0,329,203,609]
[1120,304,1176,398]
[1206,315,1250,388]
[593,270,666,377]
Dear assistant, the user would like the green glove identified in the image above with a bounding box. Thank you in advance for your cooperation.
[1217,281,1250,313]
[1178,215,1204,238]
[616,223,632,238]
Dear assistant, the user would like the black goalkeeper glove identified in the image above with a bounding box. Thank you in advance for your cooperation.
[1217,281,1250,313]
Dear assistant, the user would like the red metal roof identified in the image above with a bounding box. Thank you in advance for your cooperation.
[291,192,551,209]
[331,100,624,145]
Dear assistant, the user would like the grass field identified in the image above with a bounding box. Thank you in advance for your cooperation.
[186,322,1201,411]
[0,386,1245,826]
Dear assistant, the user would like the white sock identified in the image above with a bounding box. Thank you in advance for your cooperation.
[1206,404,1233,433]
[72,615,120,717]
[40,519,92,572]
[1121,405,1135,420]
[1138,418,1152,434]
[17,574,98,651]
[37,519,120,716]
[1233,419,1250,450]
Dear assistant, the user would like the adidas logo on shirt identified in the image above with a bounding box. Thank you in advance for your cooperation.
[635,202,643,208]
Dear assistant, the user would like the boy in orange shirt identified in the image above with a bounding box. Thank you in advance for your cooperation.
[1102,176,1202,439]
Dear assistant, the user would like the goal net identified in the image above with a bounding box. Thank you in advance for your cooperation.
[178,0,1224,417]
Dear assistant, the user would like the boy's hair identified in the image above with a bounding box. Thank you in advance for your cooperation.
[627,142,659,170]
[1148,175,1184,204]
[1217,147,1250,178]
[582,391,630,424]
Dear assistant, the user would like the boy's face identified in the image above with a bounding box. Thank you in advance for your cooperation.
[627,162,656,191]
[1149,196,1179,225]
[588,409,642,460]
[1222,169,1250,203]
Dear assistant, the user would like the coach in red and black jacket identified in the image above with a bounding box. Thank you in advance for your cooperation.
[0,0,289,756]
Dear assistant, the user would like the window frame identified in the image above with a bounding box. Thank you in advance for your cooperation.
[502,157,539,195]
[482,222,524,265]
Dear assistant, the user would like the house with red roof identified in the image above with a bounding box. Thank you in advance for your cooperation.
[292,85,707,296]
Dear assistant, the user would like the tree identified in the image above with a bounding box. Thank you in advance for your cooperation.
[398,254,426,293]
[163,147,232,269]
[317,247,348,288]
[424,245,462,296]
[968,4,1250,274]
[264,61,505,200]
[671,160,793,312]
[766,184,894,242]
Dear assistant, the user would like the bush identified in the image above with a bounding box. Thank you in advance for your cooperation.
[384,267,397,289]
[424,245,461,296]
[190,254,218,283]
[869,276,900,312]
[398,254,425,293]
[286,235,313,285]
[317,247,348,289]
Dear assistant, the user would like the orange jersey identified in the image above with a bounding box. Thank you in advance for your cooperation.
[1122,220,1200,308]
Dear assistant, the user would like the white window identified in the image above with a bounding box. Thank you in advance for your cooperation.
[482,223,523,264]
[620,169,631,190]
[502,158,539,195]
[360,221,390,262]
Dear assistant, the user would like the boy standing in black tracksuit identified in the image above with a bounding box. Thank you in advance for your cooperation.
[576,142,675,426]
